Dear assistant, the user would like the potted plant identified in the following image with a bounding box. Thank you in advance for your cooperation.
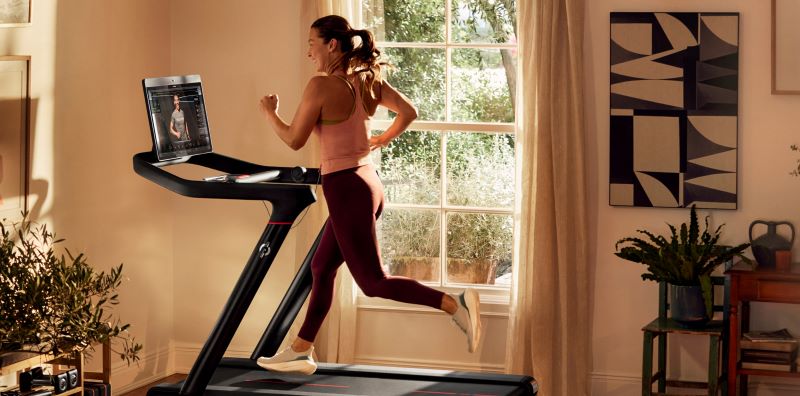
[380,209,441,282]
[447,212,512,285]
[614,205,751,324]
[0,215,142,365]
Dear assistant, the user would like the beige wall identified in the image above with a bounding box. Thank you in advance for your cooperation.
[166,0,311,361]
[587,1,800,395]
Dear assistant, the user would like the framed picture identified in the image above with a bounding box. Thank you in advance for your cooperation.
[773,0,800,94]
[609,12,739,209]
[0,56,30,223]
[0,0,31,27]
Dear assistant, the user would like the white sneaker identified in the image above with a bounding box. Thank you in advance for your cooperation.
[256,346,317,375]
[451,289,481,353]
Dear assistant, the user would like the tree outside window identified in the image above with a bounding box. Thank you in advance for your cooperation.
[363,0,517,288]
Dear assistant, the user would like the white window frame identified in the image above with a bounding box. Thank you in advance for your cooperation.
[357,1,518,306]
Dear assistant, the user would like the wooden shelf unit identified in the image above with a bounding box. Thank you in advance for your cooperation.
[726,264,800,395]
[0,341,110,395]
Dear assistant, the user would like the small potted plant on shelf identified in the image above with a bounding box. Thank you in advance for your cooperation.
[0,214,142,366]
[614,205,752,324]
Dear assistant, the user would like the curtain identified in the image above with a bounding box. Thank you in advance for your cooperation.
[505,1,591,395]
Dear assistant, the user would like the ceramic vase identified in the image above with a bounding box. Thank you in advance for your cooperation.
[749,220,794,269]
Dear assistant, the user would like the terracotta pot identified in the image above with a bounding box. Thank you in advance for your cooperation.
[447,258,498,285]
[389,256,439,282]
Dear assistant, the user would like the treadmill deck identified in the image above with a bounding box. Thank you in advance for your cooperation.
[148,359,537,396]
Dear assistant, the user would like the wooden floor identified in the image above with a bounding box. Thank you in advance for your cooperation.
[118,374,186,396]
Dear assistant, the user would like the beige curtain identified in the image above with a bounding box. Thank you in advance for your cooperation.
[295,0,360,365]
[505,1,591,395]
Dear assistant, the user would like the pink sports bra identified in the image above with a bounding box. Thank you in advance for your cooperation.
[313,74,373,175]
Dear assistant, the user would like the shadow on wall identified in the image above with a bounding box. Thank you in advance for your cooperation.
[0,97,47,223]
[27,99,48,221]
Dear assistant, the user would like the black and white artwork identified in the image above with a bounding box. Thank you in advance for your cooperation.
[609,12,739,209]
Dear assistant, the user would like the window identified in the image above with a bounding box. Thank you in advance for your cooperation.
[362,0,517,291]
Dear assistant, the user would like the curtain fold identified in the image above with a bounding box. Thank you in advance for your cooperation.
[505,1,591,395]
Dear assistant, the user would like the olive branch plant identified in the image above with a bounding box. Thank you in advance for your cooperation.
[0,214,142,365]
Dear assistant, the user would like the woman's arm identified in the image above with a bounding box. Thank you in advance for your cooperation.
[369,79,417,150]
[260,77,325,151]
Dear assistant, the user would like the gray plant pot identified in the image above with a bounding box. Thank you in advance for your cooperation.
[670,284,709,325]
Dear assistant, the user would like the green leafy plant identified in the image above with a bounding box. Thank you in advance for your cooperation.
[614,205,752,316]
[0,214,142,364]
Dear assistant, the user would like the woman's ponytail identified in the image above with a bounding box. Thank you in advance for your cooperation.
[348,29,387,92]
[312,15,391,92]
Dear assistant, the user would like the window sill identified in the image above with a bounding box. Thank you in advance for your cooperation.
[356,289,510,317]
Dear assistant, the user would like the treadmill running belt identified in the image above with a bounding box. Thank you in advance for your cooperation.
[200,366,530,396]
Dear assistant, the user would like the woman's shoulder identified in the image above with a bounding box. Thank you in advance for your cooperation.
[305,75,345,91]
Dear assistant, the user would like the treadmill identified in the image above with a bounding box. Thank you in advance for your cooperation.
[135,74,536,395]
[133,151,537,396]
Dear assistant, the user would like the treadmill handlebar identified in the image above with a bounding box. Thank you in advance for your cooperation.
[133,151,320,222]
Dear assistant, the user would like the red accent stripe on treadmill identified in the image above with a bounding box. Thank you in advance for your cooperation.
[303,383,350,388]
[411,392,497,396]
[268,221,294,225]
[245,379,349,388]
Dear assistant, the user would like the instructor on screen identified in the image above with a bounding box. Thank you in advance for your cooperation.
[169,94,191,141]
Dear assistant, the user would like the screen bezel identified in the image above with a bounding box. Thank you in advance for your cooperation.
[142,75,213,161]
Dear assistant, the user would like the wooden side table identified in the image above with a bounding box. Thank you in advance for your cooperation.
[726,264,800,395]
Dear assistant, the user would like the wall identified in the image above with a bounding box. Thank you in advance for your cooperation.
[587,1,800,395]
[166,0,313,370]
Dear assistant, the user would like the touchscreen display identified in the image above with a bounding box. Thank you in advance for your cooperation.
[143,75,212,161]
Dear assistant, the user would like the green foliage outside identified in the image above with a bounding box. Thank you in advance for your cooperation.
[0,216,141,364]
[380,209,440,260]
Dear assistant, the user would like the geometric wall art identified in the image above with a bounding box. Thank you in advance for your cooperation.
[609,13,739,209]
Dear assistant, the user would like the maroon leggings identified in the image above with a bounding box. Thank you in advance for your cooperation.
[297,164,445,342]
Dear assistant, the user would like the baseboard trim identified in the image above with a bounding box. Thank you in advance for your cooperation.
[173,343,252,373]
[590,371,800,395]
[112,343,172,394]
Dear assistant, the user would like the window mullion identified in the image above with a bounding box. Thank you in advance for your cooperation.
[440,133,448,288]
[440,0,452,288]
[375,41,515,49]
[369,120,515,133]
